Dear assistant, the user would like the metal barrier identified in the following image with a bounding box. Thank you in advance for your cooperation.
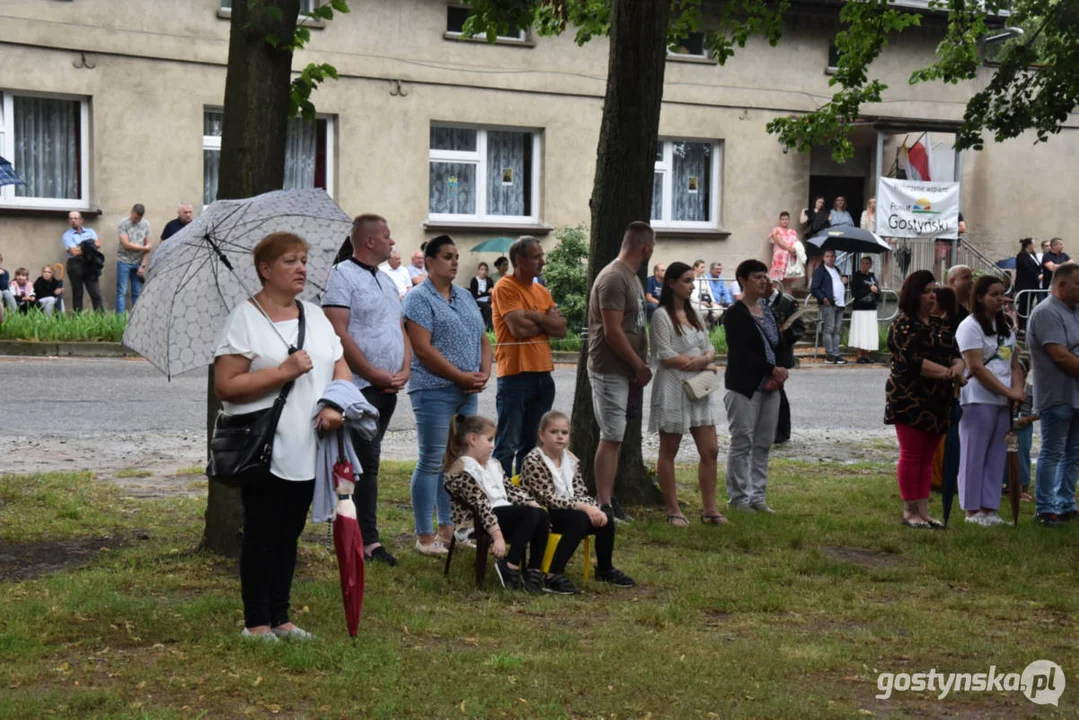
[802,288,899,359]
[1014,288,1049,320]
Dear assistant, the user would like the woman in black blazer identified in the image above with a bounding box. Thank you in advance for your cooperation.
[723,259,788,513]
[1014,238,1042,328]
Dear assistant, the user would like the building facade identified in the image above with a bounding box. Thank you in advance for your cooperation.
[0,0,1076,310]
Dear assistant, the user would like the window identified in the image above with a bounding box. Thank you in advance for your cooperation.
[650,139,721,228]
[446,5,526,42]
[221,0,316,12]
[0,91,90,209]
[202,110,333,207]
[827,43,842,73]
[428,125,540,224]
[669,32,707,58]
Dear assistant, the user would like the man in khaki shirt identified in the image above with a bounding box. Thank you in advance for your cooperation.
[586,221,655,522]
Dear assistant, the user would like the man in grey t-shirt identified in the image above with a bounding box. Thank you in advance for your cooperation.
[1027,261,1079,526]
[116,204,151,314]
[586,221,654,523]
[322,214,411,565]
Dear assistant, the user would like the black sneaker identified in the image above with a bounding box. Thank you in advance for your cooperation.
[823,356,837,365]
[542,573,580,595]
[595,567,636,588]
[494,559,524,590]
[1060,510,1077,522]
[833,356,848,365]
[522,568,544,594]
[1035,512,1065,527]
[366,545,398,567]
[610,497,633,524]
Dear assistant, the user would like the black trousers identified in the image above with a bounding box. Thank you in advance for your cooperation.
[240,473,314,628]
[477,301,492,331]
[66,257,102,312]
[547,507,615,574]
[492,505,549,570]
[350,386,398,547]
[774,387,791,443]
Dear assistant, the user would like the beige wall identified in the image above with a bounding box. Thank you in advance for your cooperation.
[0,0,1076,311]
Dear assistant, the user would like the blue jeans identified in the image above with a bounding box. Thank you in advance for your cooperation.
[116,261,143,314]
[495,371,556,477]
[1035,405,1079,516]
[409,385,478,535]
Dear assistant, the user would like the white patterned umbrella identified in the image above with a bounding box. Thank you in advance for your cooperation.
[123,188,351,378]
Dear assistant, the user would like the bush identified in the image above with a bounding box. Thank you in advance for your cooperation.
[543,225,589,334]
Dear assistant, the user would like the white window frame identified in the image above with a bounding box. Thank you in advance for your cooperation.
[651,138,722,230]
[0,90,90,210]
[444,4,527,43]
[667,32,709,60]
[428,124,541,225]
[221,0,316,13]
[202,109,335,207]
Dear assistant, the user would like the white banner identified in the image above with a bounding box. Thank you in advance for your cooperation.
[876,177,960,239]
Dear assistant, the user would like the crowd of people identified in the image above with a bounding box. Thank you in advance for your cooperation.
[213,218,826,640]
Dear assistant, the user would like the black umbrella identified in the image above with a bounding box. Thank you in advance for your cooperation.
[807,226,891,255]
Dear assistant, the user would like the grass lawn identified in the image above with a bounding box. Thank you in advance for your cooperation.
[1,462,1076,718]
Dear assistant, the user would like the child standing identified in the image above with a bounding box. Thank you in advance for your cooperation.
[443,414,551,592]
[519,411,636,593]
[11,268,35,313]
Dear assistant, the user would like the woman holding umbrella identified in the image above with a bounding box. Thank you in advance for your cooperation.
[849,256,881,364]
[955,275,1024,526]
[214,232,353,642]
[885,270,966,529]
[403,235,492,555]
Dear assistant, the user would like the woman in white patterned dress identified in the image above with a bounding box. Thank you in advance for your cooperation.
[649,261,725,527]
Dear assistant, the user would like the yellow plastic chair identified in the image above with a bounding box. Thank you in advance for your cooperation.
[511,475,592,583]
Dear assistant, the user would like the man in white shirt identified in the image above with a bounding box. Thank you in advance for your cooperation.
[378,250,412,299]
[810,248,848,364]
[407,249,427,286]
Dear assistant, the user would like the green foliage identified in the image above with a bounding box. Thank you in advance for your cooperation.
[766,0,922,162]
[0,311,126,342]
[467,0,1079,158]
[290,62,340,121]
[543,225,590,333]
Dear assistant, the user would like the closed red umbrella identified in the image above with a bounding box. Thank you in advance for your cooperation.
[332,433,364,636]
[1005,416,1022,527]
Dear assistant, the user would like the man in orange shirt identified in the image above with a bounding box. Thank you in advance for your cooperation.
[491,236,568,476]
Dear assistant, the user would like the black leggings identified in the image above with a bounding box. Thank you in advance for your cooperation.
[240,474,314,628]
[492,505,549,570]
[547,507,615,574]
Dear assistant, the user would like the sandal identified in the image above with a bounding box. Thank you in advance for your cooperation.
[700,513,728,525]
[901,518,932,530]
[923,517,946,530]
[666,514,690,527]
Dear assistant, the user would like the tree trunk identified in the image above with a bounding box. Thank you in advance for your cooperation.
[571,0,671,505]
[201,0,301,557]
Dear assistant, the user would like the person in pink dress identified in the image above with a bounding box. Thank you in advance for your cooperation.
[768,211,801,292]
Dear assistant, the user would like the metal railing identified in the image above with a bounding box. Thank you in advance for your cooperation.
[802,288,899,359]
[882,238,1009,291]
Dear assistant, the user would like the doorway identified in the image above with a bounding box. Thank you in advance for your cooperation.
[808,175,865,229]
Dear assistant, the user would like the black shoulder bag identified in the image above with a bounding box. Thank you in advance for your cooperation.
[207,301,306,487]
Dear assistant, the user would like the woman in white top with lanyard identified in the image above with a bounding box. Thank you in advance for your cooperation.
[214,232,352,642]
[955,275,1025,527]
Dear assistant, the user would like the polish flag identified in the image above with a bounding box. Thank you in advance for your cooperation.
[900,141,932,181]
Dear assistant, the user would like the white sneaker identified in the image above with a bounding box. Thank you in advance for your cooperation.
[964,514,990,527]
[980,512,1007,526]
[414,539,448,556]
[272,625,314,641]
[241,628,279,643]
[750,503,776,514]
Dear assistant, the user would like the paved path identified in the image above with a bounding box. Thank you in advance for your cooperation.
[0,356,896,480]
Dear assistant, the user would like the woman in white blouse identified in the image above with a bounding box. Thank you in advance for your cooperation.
[214,232,352,643]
